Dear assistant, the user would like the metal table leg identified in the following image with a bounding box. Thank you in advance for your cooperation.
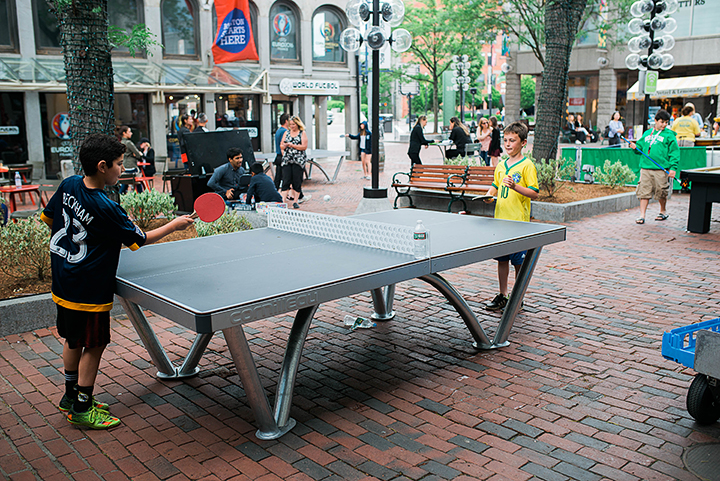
[371,284,396,320]
[118,297,209,378]
[330,155,345,183]
[274,305,318,429]
[305,160,331,182]
[419,274,493,349]
[493,247,542,347]
[223,304,318,440]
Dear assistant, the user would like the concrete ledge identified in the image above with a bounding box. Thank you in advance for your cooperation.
[394,189,639,222]
[0,294,126,337]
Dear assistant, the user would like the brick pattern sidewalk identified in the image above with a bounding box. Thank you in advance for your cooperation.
[2,142,720,480]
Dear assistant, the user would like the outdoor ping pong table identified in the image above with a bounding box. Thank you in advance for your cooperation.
[116,209,565,439]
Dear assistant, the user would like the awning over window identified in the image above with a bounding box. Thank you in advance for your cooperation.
[0,58,268,95]
[627,74,720,101]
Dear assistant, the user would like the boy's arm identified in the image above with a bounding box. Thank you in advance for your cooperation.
[144,216,194,245]
[483,185,498,203]
[245,181,256,205]
[502,176,539,200]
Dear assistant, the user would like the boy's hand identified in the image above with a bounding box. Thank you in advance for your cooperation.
[629,142,636,150]
[502,175,516,190]
[226,188,234,199]
[170,215,194,231]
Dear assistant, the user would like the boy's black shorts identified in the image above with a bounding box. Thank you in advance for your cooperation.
[56,305,111,349]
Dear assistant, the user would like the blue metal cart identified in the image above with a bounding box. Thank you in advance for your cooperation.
[662,318,720,424]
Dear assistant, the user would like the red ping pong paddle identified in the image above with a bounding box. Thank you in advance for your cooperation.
[190,193,226,222]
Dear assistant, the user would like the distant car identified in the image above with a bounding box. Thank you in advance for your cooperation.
[327,112,334,125]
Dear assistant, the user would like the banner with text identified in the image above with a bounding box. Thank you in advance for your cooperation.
[212,0,259,64]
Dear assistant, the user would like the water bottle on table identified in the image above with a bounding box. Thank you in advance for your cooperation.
[14,172,22,188]
[413,220,429,259]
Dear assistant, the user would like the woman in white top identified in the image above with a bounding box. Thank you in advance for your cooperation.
[476,118,492,166]
[347,121,372,180]
[608,111,624,146]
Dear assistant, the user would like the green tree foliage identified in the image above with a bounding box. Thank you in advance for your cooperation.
[531,154,574,197]
[0,215,51,281]
[120,190,178,230]
[400,0,492,133]
[521,76,536,110]
[594,160,636,187]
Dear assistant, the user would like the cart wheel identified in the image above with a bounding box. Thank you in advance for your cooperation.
[687,374,720,425]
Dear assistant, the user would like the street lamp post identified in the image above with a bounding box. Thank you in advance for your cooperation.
[469,87,477,127]
[452,55,470,124]
[625,0,677,133]
[340,0,412,199]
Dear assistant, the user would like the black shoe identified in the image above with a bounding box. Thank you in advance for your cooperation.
[485,293,508,311]
[293,202,300,209]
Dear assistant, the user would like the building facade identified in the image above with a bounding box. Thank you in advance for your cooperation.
[505,1,720,136]
[0,0,359,180]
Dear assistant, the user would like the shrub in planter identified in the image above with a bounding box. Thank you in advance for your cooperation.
[532,155,574,197]
[195,210,252,237]
[120,190,177,229]
[444,155,483,166]
[594,160,636,188]
[0,214,51,281]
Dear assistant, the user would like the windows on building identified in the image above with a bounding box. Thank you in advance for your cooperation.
[33,0,61,53]
[162,0,199,57]
[0,0,17,52]
[109,0,144,55]
[312,7,345,64]
[270,2,299,62]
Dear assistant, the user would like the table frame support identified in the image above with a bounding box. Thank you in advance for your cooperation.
[371,284,396,320]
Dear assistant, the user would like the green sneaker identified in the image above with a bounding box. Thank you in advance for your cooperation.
[66,405,121,430]
[59,394,110,413]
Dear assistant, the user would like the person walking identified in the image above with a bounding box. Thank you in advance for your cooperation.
[445,117,471,160]
[630,109,679,224]
[477,118,492,166]
[274,113,289,190]
[607,111,624,146]
[280,116,309,209]
[407,115,430,165]
[488,116,503,166]
[348,121,372,179]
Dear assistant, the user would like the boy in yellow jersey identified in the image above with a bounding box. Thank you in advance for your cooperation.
[42,134,194,429]
[482,122,539,310]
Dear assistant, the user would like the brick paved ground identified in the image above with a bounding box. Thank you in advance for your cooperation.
[2,141,720,480]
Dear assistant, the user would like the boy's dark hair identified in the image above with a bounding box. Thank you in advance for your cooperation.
[80,134,126,176]
[279,113,290,125]
[250,162,264,175]
[655,109,671,122]
[503,121,529,142]
[227,147,243,159]
[681,105,694,117]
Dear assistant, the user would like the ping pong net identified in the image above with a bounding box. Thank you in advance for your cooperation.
[267,208,414,255]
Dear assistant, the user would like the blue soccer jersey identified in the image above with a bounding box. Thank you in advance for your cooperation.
[42,176,147,312]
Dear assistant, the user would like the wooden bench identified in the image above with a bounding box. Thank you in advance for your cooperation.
[391,164,468,209]
[445,165,495,212]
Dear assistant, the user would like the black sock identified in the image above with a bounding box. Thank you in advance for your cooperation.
[74,385,93,413]
[64,370,78,399]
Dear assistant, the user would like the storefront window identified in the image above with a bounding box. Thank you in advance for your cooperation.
[0,0,17,51]
[213,1,259,57]
[40,93,149,178]
[33,0,61,53]
[270,2,299,62]
[161,0,198,57]
[109,0,143,55]
[312,8,345,63]
[0,93,27,166]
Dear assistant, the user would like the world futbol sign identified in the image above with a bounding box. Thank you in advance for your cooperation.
[212,0,259,64]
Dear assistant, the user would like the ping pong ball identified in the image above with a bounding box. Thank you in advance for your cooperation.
[324,195,331,201]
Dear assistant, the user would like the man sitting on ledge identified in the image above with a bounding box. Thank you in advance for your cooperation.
[207,147,246,200]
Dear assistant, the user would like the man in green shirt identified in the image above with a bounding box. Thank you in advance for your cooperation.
[630,109,679,224]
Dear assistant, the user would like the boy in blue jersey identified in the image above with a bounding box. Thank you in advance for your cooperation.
[482,122,539,310]
[41,134,193,429]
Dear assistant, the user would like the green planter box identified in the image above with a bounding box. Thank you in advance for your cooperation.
[561,147,707,185]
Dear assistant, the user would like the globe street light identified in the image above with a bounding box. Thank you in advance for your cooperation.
[625,0,677,132]
[340,0,411,199]
[453,55,471,125]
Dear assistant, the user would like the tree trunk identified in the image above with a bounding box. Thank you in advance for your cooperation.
[532,0,587,162]
[49,0,115,173]
[432,75,439,134]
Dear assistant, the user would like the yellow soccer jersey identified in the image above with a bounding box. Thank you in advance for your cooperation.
[492,157,539,222]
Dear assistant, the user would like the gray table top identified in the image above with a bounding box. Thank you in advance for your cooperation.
[116,210,565,331]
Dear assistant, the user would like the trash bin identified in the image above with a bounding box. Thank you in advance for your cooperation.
[380,114,393,133]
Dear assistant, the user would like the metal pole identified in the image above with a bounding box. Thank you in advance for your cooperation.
[356,53,361,129]
[364,0,386,199]
[643,4,657,133]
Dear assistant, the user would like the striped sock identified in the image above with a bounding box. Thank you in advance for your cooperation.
[64,370,78,399]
